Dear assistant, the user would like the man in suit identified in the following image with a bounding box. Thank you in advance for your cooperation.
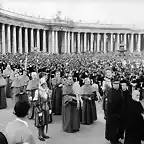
[5,101,36,144]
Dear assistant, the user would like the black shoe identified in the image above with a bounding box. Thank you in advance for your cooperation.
[42,134,50,139]
[38,136,45,141]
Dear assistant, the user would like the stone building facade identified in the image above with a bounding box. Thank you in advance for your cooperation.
[0,9,143,54]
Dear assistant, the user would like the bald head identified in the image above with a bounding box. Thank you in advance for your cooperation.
[132,90,140,102]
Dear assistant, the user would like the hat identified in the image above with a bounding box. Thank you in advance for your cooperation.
[120,79,128,84]
[112,76,120,83]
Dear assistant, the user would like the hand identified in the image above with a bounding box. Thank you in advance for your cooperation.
[98,96,102,102]
[49,110,52,114]
[80,100,83,107]
[142,113,144,119]
[77,101,80,109]
[29,96,32,101]
[58,84,63,87]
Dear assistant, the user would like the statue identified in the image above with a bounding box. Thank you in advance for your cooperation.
[55,11,62,20]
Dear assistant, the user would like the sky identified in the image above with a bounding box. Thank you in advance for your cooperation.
[1,0,144,28]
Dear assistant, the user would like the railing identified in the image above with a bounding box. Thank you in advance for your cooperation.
[0,7,141,30]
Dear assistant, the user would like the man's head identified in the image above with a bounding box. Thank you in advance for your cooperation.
[14,101,30,118]
[120,80,128,91]
[105,69,112,79]
[112,78,120,90]
[31,72,37,79]
[55,71,60,78]
[132,90,140,102]
[84,77,90,85]
[40,77,47,89]
[14,73,19,79]
[67,76,73,85]
[23,70,27,75]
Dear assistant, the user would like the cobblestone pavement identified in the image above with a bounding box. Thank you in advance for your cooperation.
[0,99,109,144]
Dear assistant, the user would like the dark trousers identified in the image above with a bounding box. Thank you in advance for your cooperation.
[38,126,45,136]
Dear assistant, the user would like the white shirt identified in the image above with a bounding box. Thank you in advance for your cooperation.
[73,81,81,95]
[16,118,28,127]
[33,89,47,100]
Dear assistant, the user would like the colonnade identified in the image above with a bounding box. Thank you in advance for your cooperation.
[0,23,143,54]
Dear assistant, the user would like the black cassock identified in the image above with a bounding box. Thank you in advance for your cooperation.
[124,98,144,144]
[105,88,124,143]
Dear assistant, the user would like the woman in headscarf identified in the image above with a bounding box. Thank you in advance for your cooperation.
[124,90,144,144]
[0,69,7,109]
[80,77,97,125]
[3,64,13,98]
[62,76,80,133]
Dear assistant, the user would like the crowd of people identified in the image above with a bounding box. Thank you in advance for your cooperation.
[0,51,144,144]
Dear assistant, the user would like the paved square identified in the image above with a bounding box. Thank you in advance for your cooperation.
[0,99,108,144]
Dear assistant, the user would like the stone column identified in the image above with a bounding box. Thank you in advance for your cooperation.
[7,25,11,53]
[67,31,70,53]
[71,32,74,53]
[110,33,113,52]
[2,24,5,54]
[12,26,17,54]
[116,33,120,51]
[25,28,28,53]
[36,29,40,50]
[97,33,100,52]
[80,34,84,52]
[55,31,58,54]
[52,30,55,53]
[124,33,127,50]
[30,28,34,51]
[137,33,141,52]
[103,33,107,53]
[77,32,81,53]
[90,33,94,52]
[84,33,87,52]
[64,31,67,53]
[19,27,22,53]
[43,30,46,52]
[130,33,134,53]
[93,34,96,52]
[48,31,52,53]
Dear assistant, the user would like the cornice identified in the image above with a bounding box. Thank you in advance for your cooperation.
[0,11,143,33]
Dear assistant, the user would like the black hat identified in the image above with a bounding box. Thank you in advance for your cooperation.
[38,67,47,73]
[112,76,120,83]
[120,79,128,84]
[51,70,56,78]
[39,72,47,79]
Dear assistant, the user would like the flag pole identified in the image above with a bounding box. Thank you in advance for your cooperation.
[24,53,28,71]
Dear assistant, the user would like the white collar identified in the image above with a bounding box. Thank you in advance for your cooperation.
[104,77,111,82]
[16,118,28,127]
